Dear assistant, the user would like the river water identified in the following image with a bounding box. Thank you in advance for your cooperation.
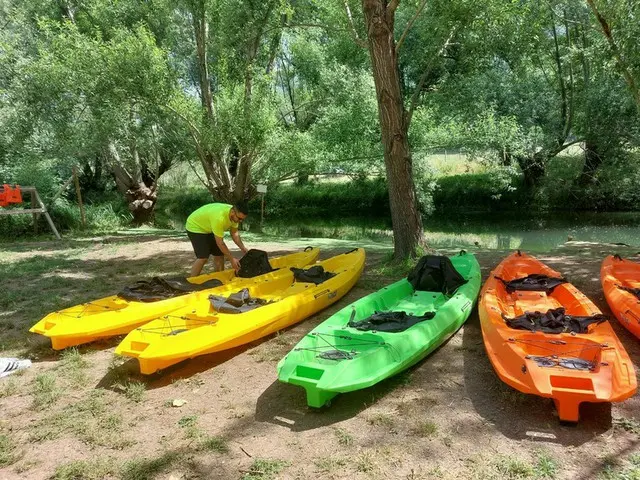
[249,211,640,252]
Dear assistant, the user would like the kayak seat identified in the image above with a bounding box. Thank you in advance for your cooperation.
[291,266,336,285]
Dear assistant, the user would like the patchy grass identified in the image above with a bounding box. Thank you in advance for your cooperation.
[177,414,200,440]
[534,451,558,478]
[14,459,41,474]
[412,420,438,438]
[0,377,18,398]
[31,372,61,408]
[355,451,377,474]
[493,456,535,479]
[60,347,90,386]
[598,453,640,479]
[242,458,290,480]
[29,390,132,449]
[120,451,182,480]
[0,433,18,467]
[613,417,640,434]
[122,380,146,403]
[334,427,354,446]
[52,458,117,480]
[200,435,229,453]
[314,456,347,473]
[366,412,395,429]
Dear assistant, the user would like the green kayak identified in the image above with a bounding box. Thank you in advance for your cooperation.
[277,251,481,407]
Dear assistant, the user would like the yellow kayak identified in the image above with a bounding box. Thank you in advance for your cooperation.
[115,248,365,374]
[30,248,320,350]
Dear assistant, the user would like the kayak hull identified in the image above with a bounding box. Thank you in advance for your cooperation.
[30,248,319,349]
[479,251,636,422]
[277,252,481,407]
[116,248,365,374]
[602,255,640,339]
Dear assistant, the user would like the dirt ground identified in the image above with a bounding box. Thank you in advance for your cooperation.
[1,234,639,480]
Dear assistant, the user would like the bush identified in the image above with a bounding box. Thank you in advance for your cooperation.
[154,188,213,230]
[257,177,391,217]
[433,170,524,212]
[0,194,131,238]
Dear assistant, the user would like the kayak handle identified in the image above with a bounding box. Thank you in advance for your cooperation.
[304,246,314,252]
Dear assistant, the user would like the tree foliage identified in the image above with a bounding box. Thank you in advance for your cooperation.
[0,0,638,237]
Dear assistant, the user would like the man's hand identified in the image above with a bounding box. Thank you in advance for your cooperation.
[241,247,249,255]
[231,257,241,272]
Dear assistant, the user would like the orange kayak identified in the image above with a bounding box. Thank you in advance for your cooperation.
[479,251,636,422]
[602,255,640,339]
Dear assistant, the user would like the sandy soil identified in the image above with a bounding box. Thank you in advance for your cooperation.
[0,235,639,480]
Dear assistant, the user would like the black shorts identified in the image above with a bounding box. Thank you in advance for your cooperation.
[187,231,223,259]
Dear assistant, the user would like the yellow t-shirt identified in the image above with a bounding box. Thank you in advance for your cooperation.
[185,203,238,236]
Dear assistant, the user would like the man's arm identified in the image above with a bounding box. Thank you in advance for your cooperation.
[215,235,240,270]
[230,228,248,254]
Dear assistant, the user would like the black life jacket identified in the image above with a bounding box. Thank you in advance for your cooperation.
[237,249,274,278]
[291,265,336,285]
[348,310,436,333]
[617,284,640,300]
[118,277,223,302]
[495,274,567,294]
[503,307,607,334]
[407,255,467,295]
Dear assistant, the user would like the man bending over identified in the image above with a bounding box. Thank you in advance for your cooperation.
[185,200,249,276]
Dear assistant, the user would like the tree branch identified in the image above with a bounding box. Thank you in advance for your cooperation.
[387,0,400,17]
[396,0,428,54]
[585,0,640,109]
[342,0,368,48]
[405,25,456,129]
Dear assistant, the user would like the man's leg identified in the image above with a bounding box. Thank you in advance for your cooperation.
[190,258,208,277]
[213,255,224,272]
[187,230,210,277]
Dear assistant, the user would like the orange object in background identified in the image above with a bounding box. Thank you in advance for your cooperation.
[0,184,22,206]
[602,255,640,339]
[479,251,636,422]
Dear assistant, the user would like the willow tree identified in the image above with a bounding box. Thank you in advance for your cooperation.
[585,0,640,110]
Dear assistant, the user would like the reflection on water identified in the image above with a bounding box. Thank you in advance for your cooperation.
[246,212,640,252]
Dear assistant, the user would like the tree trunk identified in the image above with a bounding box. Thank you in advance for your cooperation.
[362,0,425,260]
[516,154,546,188]
[105,142,159,225]
[193,0,214,120]
[126,183,158,225]
[578,140,603,185]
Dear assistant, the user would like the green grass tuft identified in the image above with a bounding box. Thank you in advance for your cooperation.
[31,373,61,408]
[0,378,18,398]
[242,459,290,480]
[494,456,535,479]
[200,435,229,453]
[412,420,438,438]
[120,451,182,480]
[0,433,18,467]
[53,458,117,480]
[366,413,395,429]
[123,380,146,403]
[314,456,347,473]
[334,427,354,446]
[534,451,558,478]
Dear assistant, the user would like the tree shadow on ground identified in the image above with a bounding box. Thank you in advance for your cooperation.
[1,231,187,253]
[9,245,307,366]
[254,327,462,433]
